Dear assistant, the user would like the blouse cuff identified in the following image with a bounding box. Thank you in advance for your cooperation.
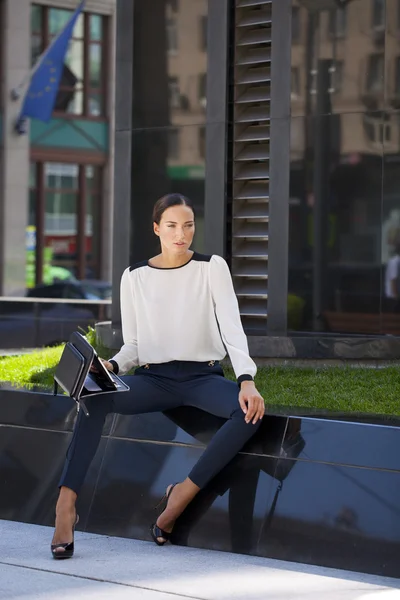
[109,360,119,375]
[237,374,254,388]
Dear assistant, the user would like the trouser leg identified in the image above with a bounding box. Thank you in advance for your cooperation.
[59,373,181,494]
[184,375,262,489]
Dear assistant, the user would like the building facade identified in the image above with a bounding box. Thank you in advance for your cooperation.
[110,0,400,349]
[0,0,115,296]
[3,0,400,348]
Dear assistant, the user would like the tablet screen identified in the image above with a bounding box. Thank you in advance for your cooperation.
[91,353,118,389]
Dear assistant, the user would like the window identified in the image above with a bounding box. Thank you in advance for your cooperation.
[168,129,180,160]
[328,7,347,37]
[199,126,206,160]
[331,61,343,93]
[398,0,400,30]
[363,114,391,143]
[167,17,178,52]
[29,162,102,285]
[366,53,384,92]
[167,0,178,11]
[198,73,207,105]
[30,5,107,117]
[372,0,385,29]
[31,4,43,64]
[395,56,400,94]
[383,122,391,142]
[200,15,207,51]
[291,67,300,98]
[0,0,4,108]
[168,76,181,108]
[292,6,300,44]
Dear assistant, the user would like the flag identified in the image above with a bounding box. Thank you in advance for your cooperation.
[19,0,85,123]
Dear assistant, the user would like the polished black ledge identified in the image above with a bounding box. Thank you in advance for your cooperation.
[1,384,400,579]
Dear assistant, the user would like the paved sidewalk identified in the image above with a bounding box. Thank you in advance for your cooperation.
[1,520,400,600]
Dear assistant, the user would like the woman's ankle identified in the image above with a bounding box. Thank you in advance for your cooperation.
[56,487,77,514]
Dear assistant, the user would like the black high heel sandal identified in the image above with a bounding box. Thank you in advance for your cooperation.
[150,483,178,546]
[51,514,79,560]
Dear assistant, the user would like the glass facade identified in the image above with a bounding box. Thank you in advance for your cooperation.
[128,0,208,262]
[289,0,400,336]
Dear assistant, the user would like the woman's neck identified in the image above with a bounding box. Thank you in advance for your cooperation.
[150,249,194,269]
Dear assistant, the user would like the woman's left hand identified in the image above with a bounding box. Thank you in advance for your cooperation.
[238,381,265,425]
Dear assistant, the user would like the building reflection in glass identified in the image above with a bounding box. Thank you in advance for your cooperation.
[289,0,400,336]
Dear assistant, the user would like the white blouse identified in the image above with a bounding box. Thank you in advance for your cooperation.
[111,252,257,381]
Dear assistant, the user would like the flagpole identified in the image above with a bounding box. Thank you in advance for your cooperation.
[10,0,85,101]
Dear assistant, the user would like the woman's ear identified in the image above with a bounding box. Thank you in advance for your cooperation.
[153,222,160,237]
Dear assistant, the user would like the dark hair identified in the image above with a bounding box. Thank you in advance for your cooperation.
[152,193,195,225]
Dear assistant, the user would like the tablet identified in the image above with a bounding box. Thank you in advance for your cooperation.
[54,342,86,398]
[69,331,117,391]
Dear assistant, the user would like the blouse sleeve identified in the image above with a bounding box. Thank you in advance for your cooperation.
[110,267,139,375]
[209,255,257,382]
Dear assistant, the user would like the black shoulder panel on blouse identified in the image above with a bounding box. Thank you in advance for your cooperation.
[192,252,212,263]
[129,260,148,272]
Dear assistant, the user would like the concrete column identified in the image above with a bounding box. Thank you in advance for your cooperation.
[101,5,116,283]
[110,0,134,326]
[1,0,30,296]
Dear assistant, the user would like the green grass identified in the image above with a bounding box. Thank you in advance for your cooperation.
[0,345,64,389]
[0,331,399,416]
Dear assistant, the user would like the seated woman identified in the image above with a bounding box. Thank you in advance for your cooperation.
[51,193,265,559]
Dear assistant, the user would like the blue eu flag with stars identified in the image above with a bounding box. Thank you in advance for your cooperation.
[20,1,85,123]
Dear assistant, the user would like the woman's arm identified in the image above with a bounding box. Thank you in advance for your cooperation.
[108,267,139,375]
[209,255,257,383]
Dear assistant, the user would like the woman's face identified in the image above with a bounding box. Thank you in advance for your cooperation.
[154,205,195,254]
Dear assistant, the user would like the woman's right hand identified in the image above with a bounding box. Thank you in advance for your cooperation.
[91,358,114,373]
[100,359,114,372]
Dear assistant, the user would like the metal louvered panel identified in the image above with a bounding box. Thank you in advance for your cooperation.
[236,66,270,85]
[236,86,270,103]
[237,0,271,7]
[232,0,271,332]
[235,181,269,200]
[237,29,270,46]
[235,280,268,298]
[234,201,269,219]
[235,144,269,161]
[237,7,271,28]
[235,106,269,122]
[234,163,268,180]
[235,125,269,142]
[234,241,268,258]
[234,218,268,236]
[236,47,271,66]
[238,299,268,317]
[233,259,268,278]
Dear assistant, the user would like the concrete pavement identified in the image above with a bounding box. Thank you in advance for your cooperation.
[1,520,400,600]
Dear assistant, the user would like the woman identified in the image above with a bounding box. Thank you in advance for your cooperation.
[51,193,265,559]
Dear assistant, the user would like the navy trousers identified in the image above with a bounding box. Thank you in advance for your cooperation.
[59,360,262,494]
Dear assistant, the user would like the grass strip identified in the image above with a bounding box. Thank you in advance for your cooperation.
[0,339,399,416]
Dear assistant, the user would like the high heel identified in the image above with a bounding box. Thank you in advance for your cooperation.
[150,483,177,546]
[51,514,79,560]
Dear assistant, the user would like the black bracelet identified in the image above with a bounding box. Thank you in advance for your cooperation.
[237,374,254,388]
